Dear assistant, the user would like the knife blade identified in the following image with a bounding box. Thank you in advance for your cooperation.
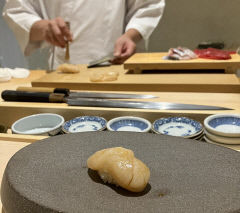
[67,98,232,110]
[2,90,230,110]
[16,87,158,99]
[87,54,114,68]
[48,45,55,73]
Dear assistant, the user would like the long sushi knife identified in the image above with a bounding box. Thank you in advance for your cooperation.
[67,98,232,110]
[1,90,232,110]
[16,87,158,99]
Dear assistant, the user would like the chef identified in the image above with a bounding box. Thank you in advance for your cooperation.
[3,0,165,68]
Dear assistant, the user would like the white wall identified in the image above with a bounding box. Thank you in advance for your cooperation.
[150,0,240,51]
[0,0,27,68]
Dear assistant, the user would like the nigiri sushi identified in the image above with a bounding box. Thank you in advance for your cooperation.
[87,147,150,192]
[56,63,81,73]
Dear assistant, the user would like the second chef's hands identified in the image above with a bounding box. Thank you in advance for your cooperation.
[30,17,73,48]
[30,18,142,64]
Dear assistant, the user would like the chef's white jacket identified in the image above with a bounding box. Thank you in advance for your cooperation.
[3,0,165,68]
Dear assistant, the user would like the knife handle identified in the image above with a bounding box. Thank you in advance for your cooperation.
[2,90,65,103]
[16,87,70,96]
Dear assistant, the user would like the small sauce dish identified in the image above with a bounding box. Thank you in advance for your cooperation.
[204,129,240,144]
[152,117,203,138]
[62,116,107,133]
[107,116,151,132]
[204,114,240,137]
[11,113,64,136]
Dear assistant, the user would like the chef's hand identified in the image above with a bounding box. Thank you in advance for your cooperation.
[30,17,73,48]
[111,29,142,64]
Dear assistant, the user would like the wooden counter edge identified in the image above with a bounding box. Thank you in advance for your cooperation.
[0,133,48,143]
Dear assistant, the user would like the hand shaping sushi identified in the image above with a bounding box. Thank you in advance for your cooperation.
[87,147,150,192]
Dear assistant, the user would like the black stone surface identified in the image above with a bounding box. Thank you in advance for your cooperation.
[1,132,240,213]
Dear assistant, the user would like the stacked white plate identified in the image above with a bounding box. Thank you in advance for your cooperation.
[204,114,240,144]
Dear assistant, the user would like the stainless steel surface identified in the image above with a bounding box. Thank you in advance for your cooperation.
[88,55,114,68]
[68,92,158,99]
[48,46,55,73]
[67,98,232,110]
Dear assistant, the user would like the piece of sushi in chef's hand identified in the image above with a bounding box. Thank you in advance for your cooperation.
[87,147,150,192]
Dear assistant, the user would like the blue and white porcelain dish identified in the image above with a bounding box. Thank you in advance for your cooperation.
[204,114,240,137]
[152,117,203,138]
[107,116,151,132]
[62,116,107,133]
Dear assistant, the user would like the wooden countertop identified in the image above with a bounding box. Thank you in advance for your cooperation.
[0,68,240,212]
[0,134,48,213]
[31,65,240,93]
[1,68,240,128]
[0,68,240,131]
[124,52,240,73]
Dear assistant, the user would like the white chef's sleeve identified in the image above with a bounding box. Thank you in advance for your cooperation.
[2,0,43,56]
[125,0,165,41]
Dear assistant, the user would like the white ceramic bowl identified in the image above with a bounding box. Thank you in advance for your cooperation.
[204,129,240,145]
[204,114,240,137]
[107,116,151,132]
[203,136,240,150]
[11,113,65,136]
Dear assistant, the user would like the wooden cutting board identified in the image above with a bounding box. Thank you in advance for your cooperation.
[124,53,240,73]
[31,65,240,93]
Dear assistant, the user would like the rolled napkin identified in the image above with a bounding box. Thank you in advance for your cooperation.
[0,68,12,82]
[0,68,30,82]
[9,68,30,78]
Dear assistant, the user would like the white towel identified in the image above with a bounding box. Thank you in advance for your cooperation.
[0,68,30,82]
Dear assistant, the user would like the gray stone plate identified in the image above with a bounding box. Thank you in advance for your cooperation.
[1,132,240,213]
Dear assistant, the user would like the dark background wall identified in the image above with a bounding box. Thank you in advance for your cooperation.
[1,0,240,69]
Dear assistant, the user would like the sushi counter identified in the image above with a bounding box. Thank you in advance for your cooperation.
[0,64,240,212]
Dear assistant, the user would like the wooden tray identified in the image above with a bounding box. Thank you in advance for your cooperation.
[124,53,240,73]
[1,90,240,128]
[31,65,240,93]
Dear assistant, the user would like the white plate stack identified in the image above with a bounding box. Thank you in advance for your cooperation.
[204,114,240,145]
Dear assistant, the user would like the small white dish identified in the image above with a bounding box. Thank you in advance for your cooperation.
[188,129,204,139]
[204,129,240,145]
[107,116,151,132]
[11,113,64,136]
[193,134,204,141]
[203,136,239,148]
[204,114,240,137]
[152,117,203,138]
[62,116,107,133]
[191,131,204,140]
